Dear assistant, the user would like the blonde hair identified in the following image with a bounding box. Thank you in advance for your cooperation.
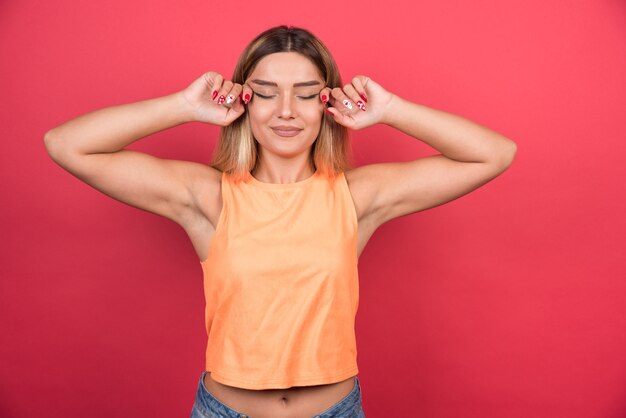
[209,25,353,182]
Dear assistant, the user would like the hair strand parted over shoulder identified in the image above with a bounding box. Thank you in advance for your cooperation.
[209,25,353,183]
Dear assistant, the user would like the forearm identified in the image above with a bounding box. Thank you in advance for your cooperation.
[381,94,517,164]
[44,91,195,157]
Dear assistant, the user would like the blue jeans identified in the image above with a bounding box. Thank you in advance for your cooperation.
[190,371,366,418]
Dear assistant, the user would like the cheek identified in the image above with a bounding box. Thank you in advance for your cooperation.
[299,99,323,113]
[248,106,273,125]
[303,106,323,124]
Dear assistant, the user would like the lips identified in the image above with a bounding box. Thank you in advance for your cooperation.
[271,126,303,137]
[271,126,302,131]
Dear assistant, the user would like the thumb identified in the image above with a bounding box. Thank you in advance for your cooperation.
[325,106,347,126]
[222,100,246,125]
[325,106,356,129]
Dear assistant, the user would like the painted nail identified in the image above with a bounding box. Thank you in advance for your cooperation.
[342,99,353,110]
[360,93,367,103]
[218,95,225,105]
[244,93,251,104]
[356,101,366,111]
[226,94,235,104]
[212,90,218,100]
[321,95,328,104]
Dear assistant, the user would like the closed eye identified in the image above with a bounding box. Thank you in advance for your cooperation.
[254,93,319,100]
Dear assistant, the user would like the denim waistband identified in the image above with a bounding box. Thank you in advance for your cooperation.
[193,371,362,418]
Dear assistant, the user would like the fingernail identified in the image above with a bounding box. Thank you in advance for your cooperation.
[321,95,328,104]
[343,99,353,110]
[356,101,366,111]
[217,95,225,105]
[244,93,251,104]
[212,90,218,100]
[226,94,235,104]
[360,93,367,103]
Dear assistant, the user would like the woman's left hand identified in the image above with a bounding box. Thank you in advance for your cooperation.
[320,75,394,130]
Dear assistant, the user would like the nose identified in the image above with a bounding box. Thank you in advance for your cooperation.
[277,93,297,119]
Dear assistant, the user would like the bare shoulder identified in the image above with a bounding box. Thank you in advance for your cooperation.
[343,165,381,224]
[345,155,514,229]
[171,163,224,262]
[186,164,223,230]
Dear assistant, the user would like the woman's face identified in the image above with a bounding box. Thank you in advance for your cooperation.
[246,52,325,161]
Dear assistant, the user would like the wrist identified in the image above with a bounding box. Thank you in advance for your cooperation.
[172,91,199,123]
[380,93,402,126]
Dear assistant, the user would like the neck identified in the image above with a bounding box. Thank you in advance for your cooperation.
[251,162,316,184]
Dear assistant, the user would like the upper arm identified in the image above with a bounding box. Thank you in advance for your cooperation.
[363,153,515,227]
[46,144,211,227]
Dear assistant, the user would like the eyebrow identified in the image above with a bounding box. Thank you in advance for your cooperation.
[250,79,321,87]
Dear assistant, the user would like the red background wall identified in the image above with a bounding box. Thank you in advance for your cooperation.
[2,1,625,417]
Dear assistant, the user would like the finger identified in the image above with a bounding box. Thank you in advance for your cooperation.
[226,96,246,119]
[223,83,243,108]
[320,87,332,105]
[325,105,355,129]
[351,76,368,103]
[241,82,253,105]
[210,73,224,102]
[342,82,366,112]
[223,101,246,126]
[216,80,234,105]
[330,87,357,112]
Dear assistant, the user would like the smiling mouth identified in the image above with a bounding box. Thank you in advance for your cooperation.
[271,128,303,137]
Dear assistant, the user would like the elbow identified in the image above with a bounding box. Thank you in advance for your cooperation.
[44,129,70,163]
[43,129,59,160]
[505,139,517,164]
[43,129,54,149]
[486,138,517,171]
[498,139,517,169]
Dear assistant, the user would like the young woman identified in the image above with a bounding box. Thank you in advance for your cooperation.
[44,25,516,418]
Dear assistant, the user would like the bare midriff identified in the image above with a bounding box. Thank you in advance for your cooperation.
[202,372,357,418]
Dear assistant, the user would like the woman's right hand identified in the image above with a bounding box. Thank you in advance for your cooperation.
[180,71,253,126]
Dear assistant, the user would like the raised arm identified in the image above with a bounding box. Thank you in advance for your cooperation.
[44,72,250,227]
[44,92,203,226]
[370,94,517,224]
[324,75,517,226]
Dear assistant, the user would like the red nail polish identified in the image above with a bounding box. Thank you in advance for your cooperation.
[360,93,367,103]
[321,95,327,104]
[244,93,251,104]
[325,108,333,115]
[218,95,225,105]
[212,90,218,100]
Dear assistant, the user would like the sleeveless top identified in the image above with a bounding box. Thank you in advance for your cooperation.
[199,169,360,390]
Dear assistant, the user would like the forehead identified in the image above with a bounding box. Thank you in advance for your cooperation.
[248,52,322,86]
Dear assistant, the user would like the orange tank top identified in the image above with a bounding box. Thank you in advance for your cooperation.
[199,169,360,390]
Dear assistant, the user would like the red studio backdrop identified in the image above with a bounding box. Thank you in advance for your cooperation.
[2,1,625,417]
